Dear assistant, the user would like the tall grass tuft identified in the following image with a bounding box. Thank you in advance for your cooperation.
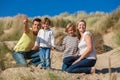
[0,28,4,35]
[47,71,62,80]
[91,30,105,54]
[115,33,120,46]
[0,14,29,41]
[0,43,10,59]
[0,43,10,71]
[93,15,113,34]
[114,19,120,31]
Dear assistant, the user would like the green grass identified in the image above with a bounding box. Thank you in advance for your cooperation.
[47,71,62,80]
[0,43,9,71]
[0,43,11,60]
[0,28,4,35]
[115,33,120,45]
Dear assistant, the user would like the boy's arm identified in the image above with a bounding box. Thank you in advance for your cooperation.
[32,40,39,50]
[55,36,66,51]
[55,45,65,51]
[23,17,30,33]
[32,35,40,50]
[32,45,39,50]
[51,31,55,48]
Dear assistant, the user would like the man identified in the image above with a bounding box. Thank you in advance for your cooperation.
[13,17,41,67]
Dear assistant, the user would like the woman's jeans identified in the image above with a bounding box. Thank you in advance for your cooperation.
[39,47,51,69]
[63,56,96,74]
[13,50,40,67]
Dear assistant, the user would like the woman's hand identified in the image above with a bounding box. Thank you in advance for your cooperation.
[72,58,81,65]
[72,53,78,57]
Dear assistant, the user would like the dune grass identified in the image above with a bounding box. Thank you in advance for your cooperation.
[115,33,120,45]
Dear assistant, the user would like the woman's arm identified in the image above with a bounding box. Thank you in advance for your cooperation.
[72,34,92,64]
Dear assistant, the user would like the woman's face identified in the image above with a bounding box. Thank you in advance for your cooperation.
[32,21,41,34]
[77,21,86,33]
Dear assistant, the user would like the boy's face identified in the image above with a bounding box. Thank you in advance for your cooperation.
[32,21,41,35]
[67,27,74,36]
[43,21,50,30]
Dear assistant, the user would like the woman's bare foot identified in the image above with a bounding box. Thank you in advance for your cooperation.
[91,67,96,73]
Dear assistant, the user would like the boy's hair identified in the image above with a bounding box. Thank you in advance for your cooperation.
[43,17,51,25]
[65,23,76,32]
[33,18,41,23]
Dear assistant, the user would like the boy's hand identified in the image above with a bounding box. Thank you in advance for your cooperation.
[32,46,39,50]
[51,47,54,50]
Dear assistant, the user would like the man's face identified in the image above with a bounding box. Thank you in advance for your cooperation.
[32,21,41,35]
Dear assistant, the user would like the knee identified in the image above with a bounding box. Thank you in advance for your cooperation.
[63,58,68,64]
[66,68,72,73]
[18,59,27,66]
[62,63,67,71]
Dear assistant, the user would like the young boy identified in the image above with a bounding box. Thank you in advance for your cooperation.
[55,23,79,71]
[33,17,55,69]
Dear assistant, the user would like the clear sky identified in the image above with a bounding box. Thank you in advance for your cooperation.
[0,0,120,17]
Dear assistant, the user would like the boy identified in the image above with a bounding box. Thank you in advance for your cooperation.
[33,17,55,69]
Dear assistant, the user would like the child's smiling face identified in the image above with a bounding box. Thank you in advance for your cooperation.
[43,21,50,30]
[67,27,75,36]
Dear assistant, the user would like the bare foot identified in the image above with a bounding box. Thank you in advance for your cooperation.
[91,67,96,74]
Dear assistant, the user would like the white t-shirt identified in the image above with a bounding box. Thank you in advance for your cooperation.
[78,31,96,59]
[35,28,55,48]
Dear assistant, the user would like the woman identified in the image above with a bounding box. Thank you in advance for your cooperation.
[63,20,97,74]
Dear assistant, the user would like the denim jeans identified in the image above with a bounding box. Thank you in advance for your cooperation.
[64,56,96,74]
[13,50,40,67]
[62,63,67,71]
[39,47,51,69]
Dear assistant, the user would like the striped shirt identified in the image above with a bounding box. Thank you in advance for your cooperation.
[56,35,79,58]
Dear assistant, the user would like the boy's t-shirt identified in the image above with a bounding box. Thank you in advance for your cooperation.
[35,28,55,48]
[56,35,79,58]
[14,28,36,52]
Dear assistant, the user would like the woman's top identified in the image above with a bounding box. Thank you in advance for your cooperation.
[78,31,96,59]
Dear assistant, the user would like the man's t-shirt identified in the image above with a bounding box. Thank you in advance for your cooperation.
[14,28,36,52]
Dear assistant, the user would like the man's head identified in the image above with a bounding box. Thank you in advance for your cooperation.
[32,18,41,35]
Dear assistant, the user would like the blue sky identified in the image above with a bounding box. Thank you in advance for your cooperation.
[0,0,120,17]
